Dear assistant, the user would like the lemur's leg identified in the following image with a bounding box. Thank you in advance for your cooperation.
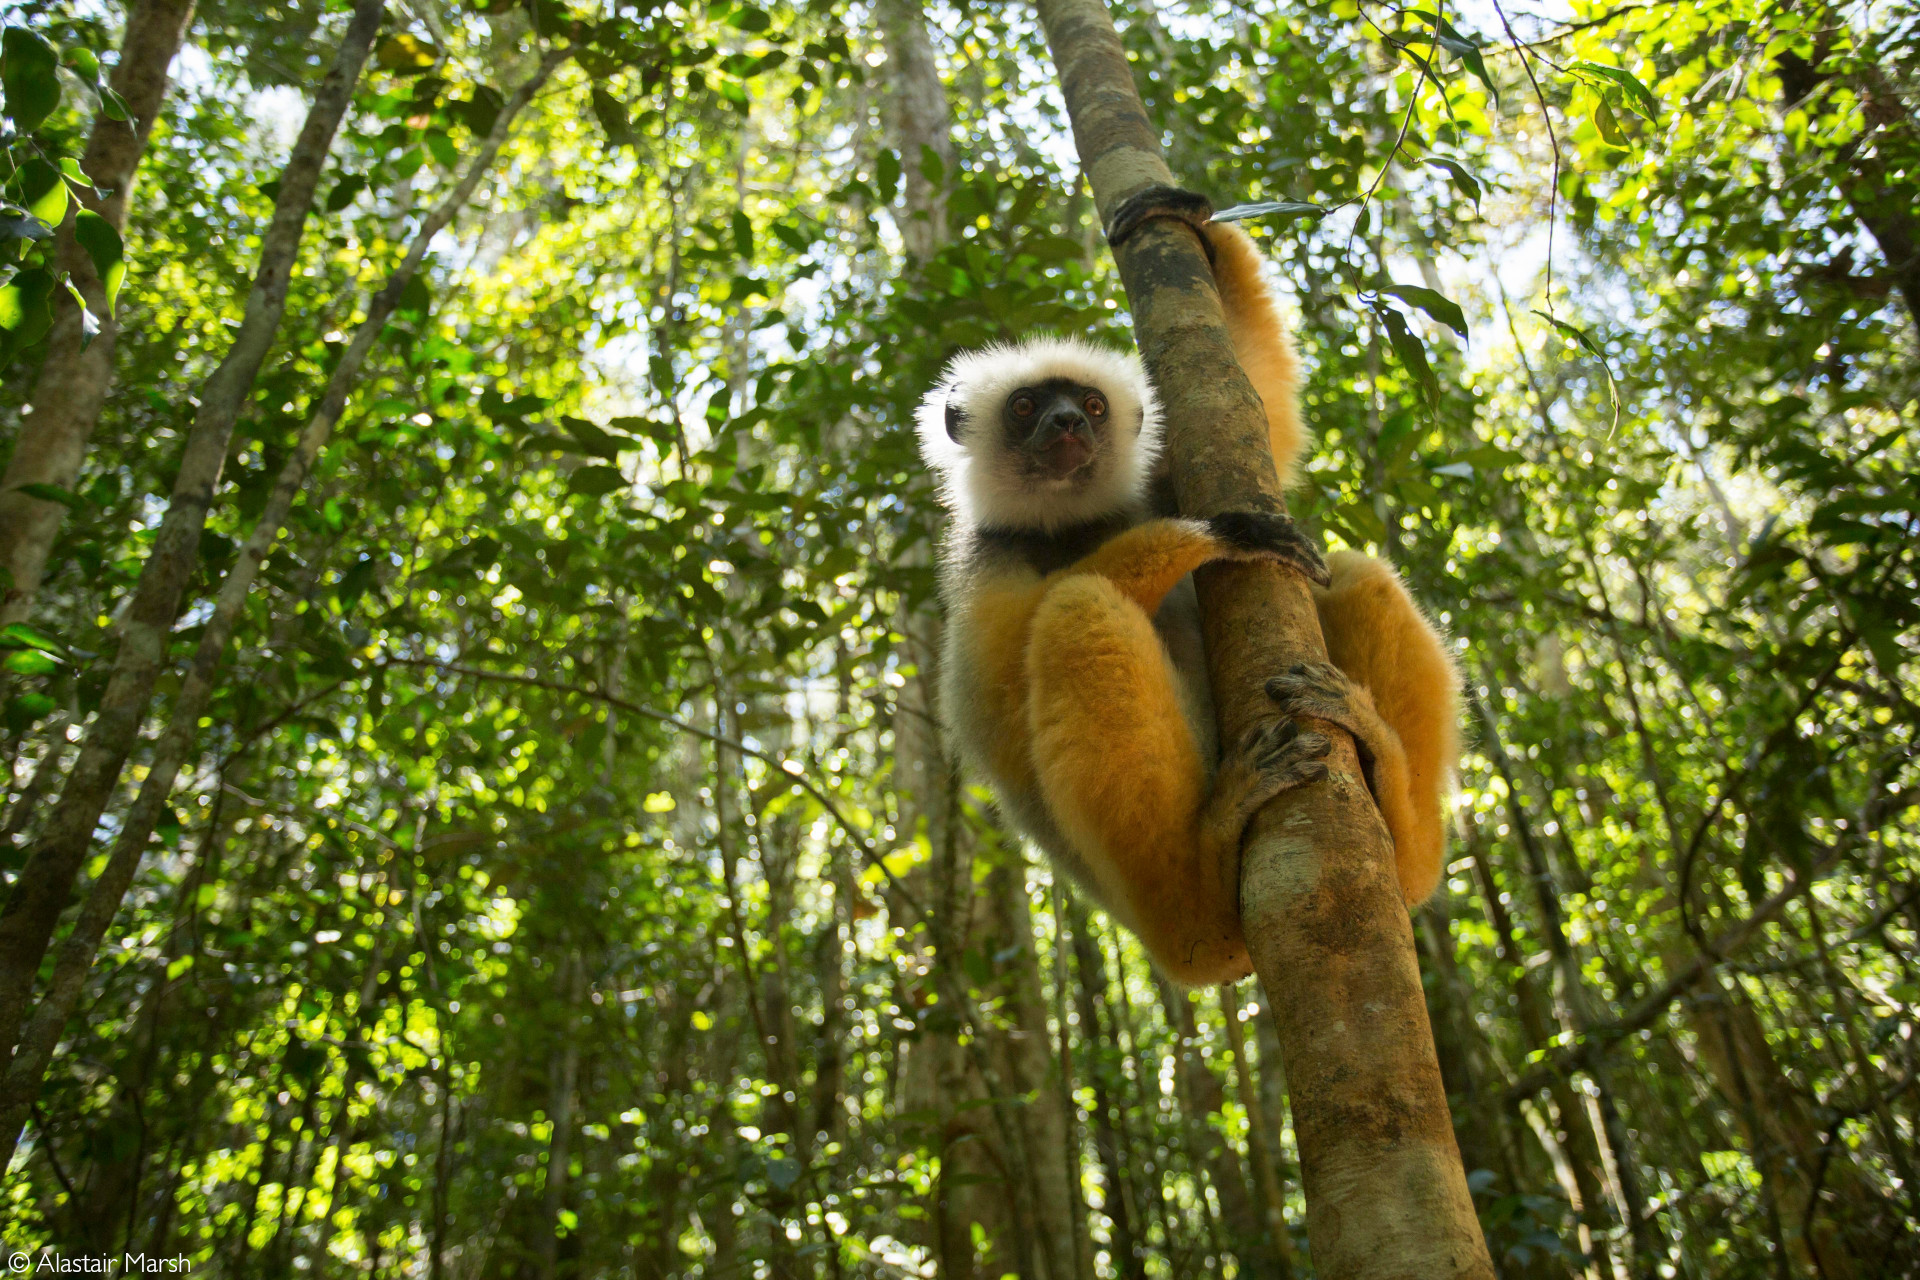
[1028,575,1329,985]
[1266,551,1461,904]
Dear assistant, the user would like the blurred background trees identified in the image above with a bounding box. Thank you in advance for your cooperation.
[0,0,1913,1274]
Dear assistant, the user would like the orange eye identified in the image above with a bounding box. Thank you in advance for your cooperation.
[1085,394,1108,417]
[1011,394,1036,416]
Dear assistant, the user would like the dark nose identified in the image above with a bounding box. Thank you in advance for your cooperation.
[1033,405,1089,444]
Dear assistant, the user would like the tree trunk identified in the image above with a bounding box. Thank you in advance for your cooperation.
[985,857,1089,1279]
[1066,901,1145,1280]
[1683,974,1907,1278]
[0,0,388,1070]
[0,0,197,626]
[1032,2,1493,1273]
[1218,989,1302,1274]
[1160,982,1290,1276]
[0,37,566,1170]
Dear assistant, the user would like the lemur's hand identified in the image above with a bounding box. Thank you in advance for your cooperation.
[1104,185,1215,259]
[1207,511,1332,587]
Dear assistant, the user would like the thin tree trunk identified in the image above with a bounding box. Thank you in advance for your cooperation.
[0,0,388,1067]
[538,953,584,1280]
[985,857,1087,1280]
[0,40,564,1168]
[0,0,198,626]
[1219,989,1298,1274]
[1032,2,1492,1273]
[1066,901,1144,1280]
[875,0,952,260]
[1160,982,1290,1276]
[1476,699,1647,1271]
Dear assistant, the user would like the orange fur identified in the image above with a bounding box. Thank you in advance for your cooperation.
[924,216,1463,986]
[1204,223,1307,486]
[1205,222,1462,902]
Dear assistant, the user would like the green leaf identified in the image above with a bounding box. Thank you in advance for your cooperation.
[0,622,64,653]
[1423,157,1481,209]
[561,416,630,460]
[591,87,635,148]
[1593,99,1629,148]
[326,175,368,212]
[16,158,68,225]
[1409,11,1498,103]
[5,690,55,730]
[1532,309,1620,434]
[732,210,754,259]
[3,648,57,674]
[73,211,124,315]
[63,278,98,348]
[874,149,901,203]
[568,465,627,496]
[0,213,53,244]
[377,33,439,74]
[451,88,503,136]
[727,5,772,31]
[13,481,82,508]
[1380,284,1469,339]
[0,267,55,343]
[1570,61,1659,119]
[1379,306,1441,416]
[1212,200,1324,224]
[2,27,62,133]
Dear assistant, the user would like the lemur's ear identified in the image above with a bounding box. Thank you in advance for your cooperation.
[944,392,968,442]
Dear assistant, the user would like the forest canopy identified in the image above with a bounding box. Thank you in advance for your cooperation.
[0,0,1915,1275]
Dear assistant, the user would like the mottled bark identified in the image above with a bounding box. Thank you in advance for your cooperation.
[1032,1,1492,1273]
[0,0,388,1072]
[875,0,953,260]
[0,0,197,626]
[0,38,563,1170]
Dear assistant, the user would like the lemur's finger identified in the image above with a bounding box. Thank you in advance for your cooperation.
[1104,185,1215,259]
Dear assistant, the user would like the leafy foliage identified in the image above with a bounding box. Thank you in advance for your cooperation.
[0,0,1914,1274]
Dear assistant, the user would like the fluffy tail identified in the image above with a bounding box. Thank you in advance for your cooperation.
[1201,222,1307,489]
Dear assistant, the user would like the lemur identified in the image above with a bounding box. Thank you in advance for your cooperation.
[916,190,1461,984]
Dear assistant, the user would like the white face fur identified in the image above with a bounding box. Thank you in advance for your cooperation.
[915,337,1164,532]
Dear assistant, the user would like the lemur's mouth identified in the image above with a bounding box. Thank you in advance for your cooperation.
[1032,432,1093,481]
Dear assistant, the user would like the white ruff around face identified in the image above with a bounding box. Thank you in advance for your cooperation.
[916,337,1164,532]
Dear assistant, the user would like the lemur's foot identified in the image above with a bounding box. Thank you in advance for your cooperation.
[1266,662,1378,785]
[1105,185,1215,258]
[1199,720,1330,925]
[1207,511,1332,587]
[1218,719,1332,822]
